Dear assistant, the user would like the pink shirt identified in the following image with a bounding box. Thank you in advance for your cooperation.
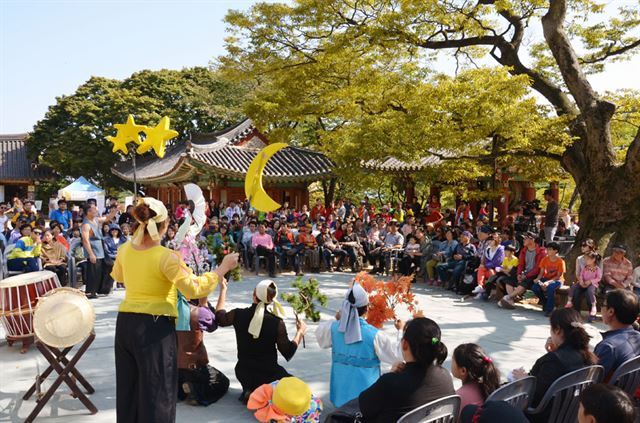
[580,266,602,287]
[252,232,274,250]
[456,382,484,414]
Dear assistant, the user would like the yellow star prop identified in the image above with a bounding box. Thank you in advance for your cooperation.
[137,116,178,159]
[106,115,147,154]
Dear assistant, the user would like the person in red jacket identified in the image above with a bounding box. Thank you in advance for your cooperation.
[499,232,547,310]
[310,199,325,222]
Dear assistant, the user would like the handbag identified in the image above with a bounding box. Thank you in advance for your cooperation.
[324,399,363,423]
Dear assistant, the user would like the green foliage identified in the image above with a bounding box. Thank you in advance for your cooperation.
[28,68,247,189]
[281,276,328,322]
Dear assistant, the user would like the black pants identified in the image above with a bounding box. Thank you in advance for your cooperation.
[44,264,68,286]
[235,358,291,395]
[255,246,276,275]
[85,258,111,295]
[399,256,420,276]
[115,313,177,423]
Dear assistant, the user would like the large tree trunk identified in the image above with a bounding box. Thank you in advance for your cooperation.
[322,177,337,206]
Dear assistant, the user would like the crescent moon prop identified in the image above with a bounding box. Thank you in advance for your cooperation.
[174,183,207,245]
[244,143,288,213]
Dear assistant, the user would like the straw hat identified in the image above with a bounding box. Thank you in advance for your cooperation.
[33,287,95,348]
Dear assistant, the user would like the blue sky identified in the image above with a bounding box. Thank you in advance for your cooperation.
[1,0,638,133]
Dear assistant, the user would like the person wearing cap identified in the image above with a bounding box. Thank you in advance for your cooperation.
[248,376,323,422]
[7,224,42,273]
[215,279,306,403]
[111,198,238,423]
[594,289,640,380]
[499,232,547,310]
[437,230,476,292]
[316,282,404,407]
[602,244,634,292]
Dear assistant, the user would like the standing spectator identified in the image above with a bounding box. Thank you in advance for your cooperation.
[0,202,10,237]
[11,199,38,228]
[578,384,637,423]
[207,199,220,220]
[175,200,189,221]
[49,222,70,251]
[81,203,117,298]
[225,201,243,221]
[455,201,473,226]
[41,229,68,286]
[542,189,559,243]
[602,245,634,291]
[310,198,325,221]
[7,224,42,272]
[252,222,276,278]
[531,242,566,316]
[118,204,135,226]
[336,199,346,221]
[410,197,422,218]
[594,289,640,380]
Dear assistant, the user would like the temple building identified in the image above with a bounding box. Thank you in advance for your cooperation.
[111,119,335,209]
[0,133,53,202]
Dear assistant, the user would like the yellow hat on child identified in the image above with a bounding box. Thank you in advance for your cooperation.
[272,377,312,416]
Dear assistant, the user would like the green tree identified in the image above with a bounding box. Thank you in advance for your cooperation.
[28,67,247,189]
[221,0,640,264]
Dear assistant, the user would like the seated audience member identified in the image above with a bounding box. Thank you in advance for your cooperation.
[297,224,320,273]
[50,199,73,231]
[275,223,302,275]
[252,222,277,278]
[531,242,566,316]
[438,230,476,292]
[316,283,404,408]
[211,224,236,249]
[40,229,68,285]
[473,231,504,297]
[578,384,637,423]
[452,343,500,412]
[483,244,518,300]
[594,289,640,380]
[425,227,449,282]
[369,221,404,275]
[339,223,364,272]
[49,221,70,251]
[602,245,634,292]
[460,401,528,423]
[512,308,597,423]
[241,221,257,267]
[317,225,348,272]
[327,317,454,422]
[565,251,602,321]
[215,280,306,403]
[398,234,421,276]
[161,226,178,249]
[499,232,546,309]
[7,224,42,273]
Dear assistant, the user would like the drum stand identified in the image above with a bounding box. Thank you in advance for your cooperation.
[23,332,97,423]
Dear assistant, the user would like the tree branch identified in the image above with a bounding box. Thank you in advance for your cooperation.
[580,39,640,65]
[625,126,640,176]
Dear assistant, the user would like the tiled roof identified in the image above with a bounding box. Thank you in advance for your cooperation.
[362,155,442,172]
[112,119,335,183]
[0,134,54,181]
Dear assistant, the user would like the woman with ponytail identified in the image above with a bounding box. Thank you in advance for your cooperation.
[452,343,500,412]
[111,198,239,423]
[511,308,597,423]
[356,317,455,422]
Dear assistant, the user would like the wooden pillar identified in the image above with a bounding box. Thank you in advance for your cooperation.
[524,181,536,202]
[550,182,560,202]
[404,177,415,204]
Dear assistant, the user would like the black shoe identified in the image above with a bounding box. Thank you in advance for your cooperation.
[269,273,277,278]
[86,293,98,299]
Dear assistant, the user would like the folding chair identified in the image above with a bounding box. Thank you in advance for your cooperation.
[526,365,603,423]
[397,395,461,423]
[608,355,640,397]
[486,376,536,410]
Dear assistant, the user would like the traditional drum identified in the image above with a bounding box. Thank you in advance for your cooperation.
[0,270,61,351]
[33,287,95,348]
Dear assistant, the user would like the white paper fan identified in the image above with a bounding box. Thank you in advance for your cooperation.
[174,183,207,245]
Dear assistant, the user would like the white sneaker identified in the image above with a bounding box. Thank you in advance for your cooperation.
[472,285,485,295]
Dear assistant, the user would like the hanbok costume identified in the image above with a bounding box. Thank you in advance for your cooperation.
[216,280,299,398]
[315,284,402,407]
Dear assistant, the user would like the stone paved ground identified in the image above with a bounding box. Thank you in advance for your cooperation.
[0,272,606,422]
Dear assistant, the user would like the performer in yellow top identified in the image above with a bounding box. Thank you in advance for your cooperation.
[111,197,238,423]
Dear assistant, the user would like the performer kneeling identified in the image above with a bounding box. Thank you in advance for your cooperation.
[215,279,307,403]
[177,296,230,406]
[111,197,238,423]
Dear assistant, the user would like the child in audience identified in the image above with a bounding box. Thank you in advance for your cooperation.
[452,343,500,412]
[565,251,602,322]
[483,244,518,300]
[531,242,565,317]
[578,384,636,423]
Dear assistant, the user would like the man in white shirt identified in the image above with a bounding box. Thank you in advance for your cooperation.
[225,201,243,221]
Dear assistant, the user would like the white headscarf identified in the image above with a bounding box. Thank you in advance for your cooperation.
[248,280,286,339]
[131,197,168,246]
[338,283,369,344]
